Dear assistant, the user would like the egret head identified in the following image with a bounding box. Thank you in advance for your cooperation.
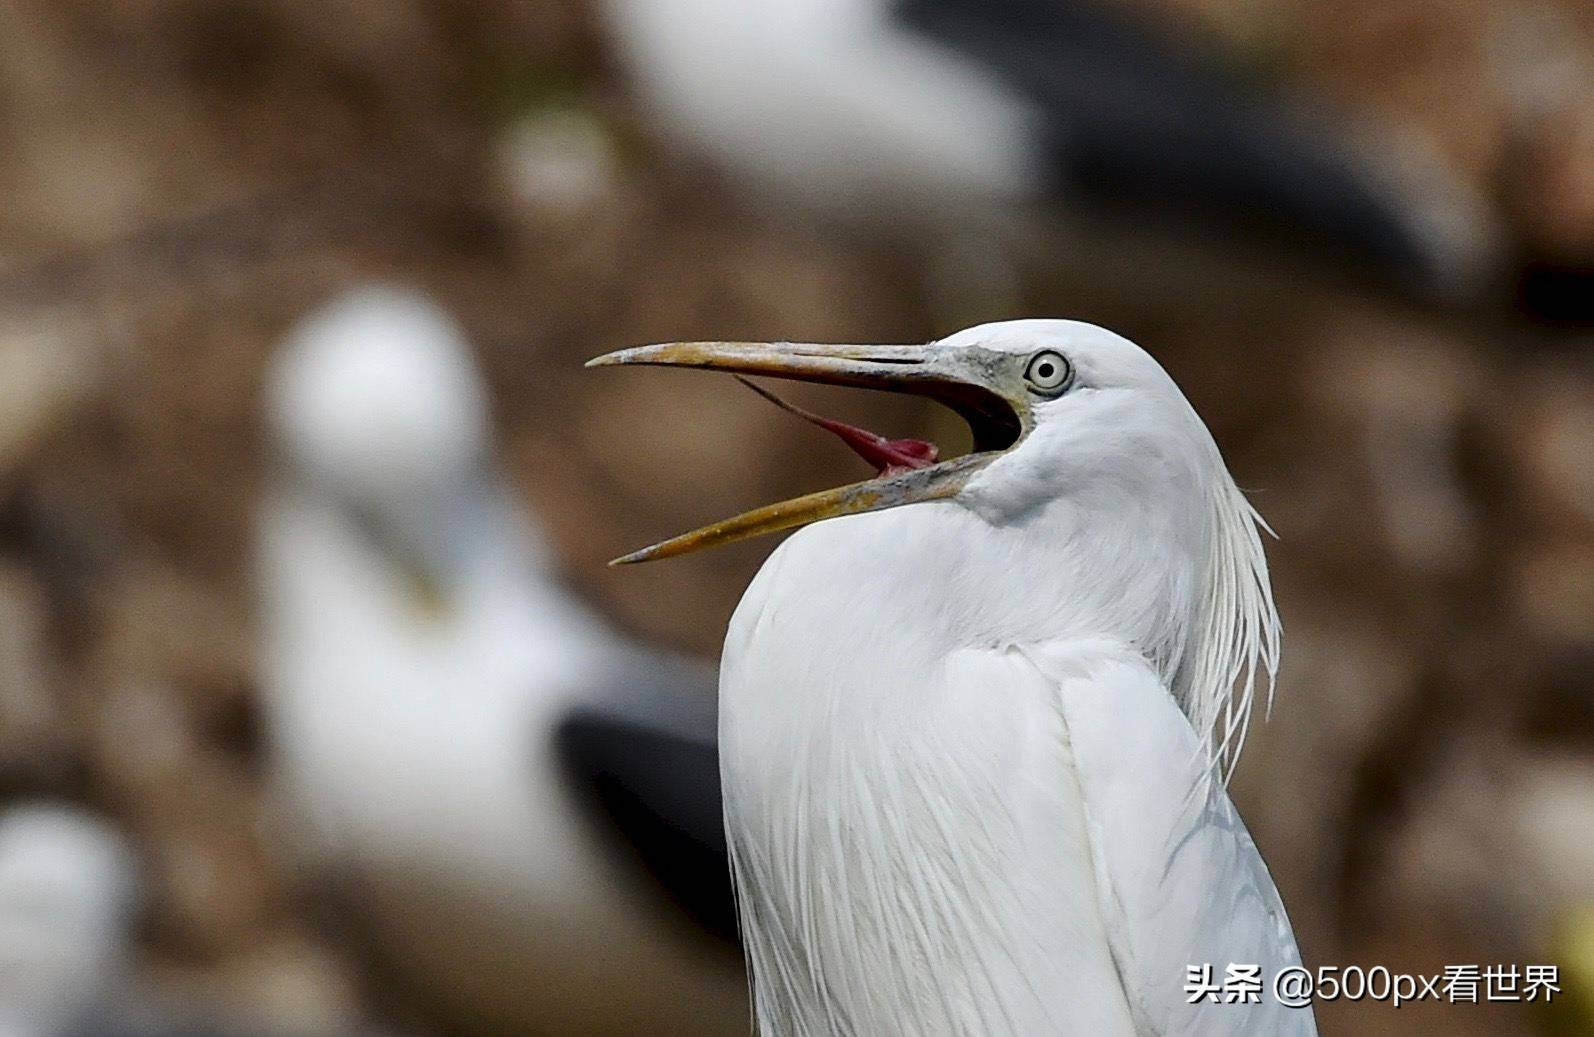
[936,320,1226,523]
[589,319,1278,771]
[268,286,494,596]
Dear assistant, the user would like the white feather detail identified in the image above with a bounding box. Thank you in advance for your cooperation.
[1175,456,1282,784]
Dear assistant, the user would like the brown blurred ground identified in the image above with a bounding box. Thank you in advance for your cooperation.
[0,1,1590,1034]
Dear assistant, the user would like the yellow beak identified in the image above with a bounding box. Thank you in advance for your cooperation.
[585,340,1028,564]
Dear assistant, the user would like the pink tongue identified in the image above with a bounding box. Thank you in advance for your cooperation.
[736,377,939,476]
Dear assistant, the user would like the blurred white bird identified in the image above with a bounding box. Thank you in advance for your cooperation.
[0,803,138,1037]
[591,320,1313,1033]
[257,287,746,1035]
[601,0,1496,296]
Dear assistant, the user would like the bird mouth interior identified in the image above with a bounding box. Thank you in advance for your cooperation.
[734,371,1022,478]
[586,340,1028,564]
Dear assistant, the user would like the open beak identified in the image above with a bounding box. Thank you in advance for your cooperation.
[585,340,1029,564]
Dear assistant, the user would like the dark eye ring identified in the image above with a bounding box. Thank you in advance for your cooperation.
[1024,350,1072,394]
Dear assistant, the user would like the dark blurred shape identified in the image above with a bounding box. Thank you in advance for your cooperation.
[557,700,737,943]
[899,0,1492,295]
[1515,263,1594,327]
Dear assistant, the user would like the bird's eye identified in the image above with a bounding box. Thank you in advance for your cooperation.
[1023,350,1072,394]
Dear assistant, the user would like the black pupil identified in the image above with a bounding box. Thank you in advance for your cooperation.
[1036,363,1054,379]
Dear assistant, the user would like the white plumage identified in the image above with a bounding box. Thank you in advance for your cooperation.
[0,803,138,1037]
[257,287,745,1035]
[604,0,1036,222]
[600,320,1310,1033]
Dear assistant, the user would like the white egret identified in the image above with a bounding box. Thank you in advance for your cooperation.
[590,319,1314,1033]
[600,0,1496,295]
[258,286,746,1035]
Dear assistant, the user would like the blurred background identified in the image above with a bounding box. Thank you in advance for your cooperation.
[0,0,1590,1034]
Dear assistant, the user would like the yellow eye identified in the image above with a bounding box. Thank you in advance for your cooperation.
[1024,350,1072,394]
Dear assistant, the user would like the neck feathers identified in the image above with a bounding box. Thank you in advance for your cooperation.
[1168,464,1280,781]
